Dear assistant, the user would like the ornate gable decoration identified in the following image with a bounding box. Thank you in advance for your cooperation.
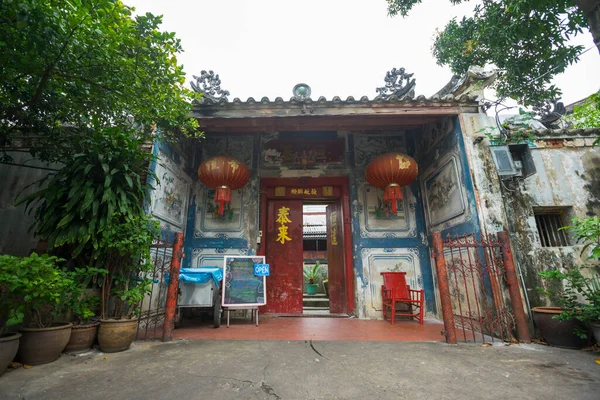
[375,67,416,100]
[191,70,230,103]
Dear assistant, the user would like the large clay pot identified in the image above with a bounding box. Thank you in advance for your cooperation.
[98,318,138,353]
[532,307,590,349]
[17,322,72,365]
[64,322,99,354]
[0,332,21,374]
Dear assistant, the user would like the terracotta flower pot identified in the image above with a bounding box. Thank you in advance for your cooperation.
[98,318,138,353]
[17,322,73,365]
[63,322,100,354]
[0,332,21,374]
[532,307,590,349]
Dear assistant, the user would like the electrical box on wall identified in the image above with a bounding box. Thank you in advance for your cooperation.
[490,144,536,179]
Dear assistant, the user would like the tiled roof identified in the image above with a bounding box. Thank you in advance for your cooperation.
[528,128,600,138]
[303,213,327,239]
[192,94,477,107]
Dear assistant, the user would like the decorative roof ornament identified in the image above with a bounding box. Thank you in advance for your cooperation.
[375,68,416,100]
[292,83,314,114]
[293,83,311,101]
[190,70,230,103]
[434,66,497,102]
[532,100,566,129]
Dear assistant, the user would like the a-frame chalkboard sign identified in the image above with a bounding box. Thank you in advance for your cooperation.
[222,256,267,307]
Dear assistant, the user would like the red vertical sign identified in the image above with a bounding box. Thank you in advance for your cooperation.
[263,200,304,314]
[327,202,347,314]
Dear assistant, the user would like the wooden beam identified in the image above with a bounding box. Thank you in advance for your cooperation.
[191,103,478,120]
[197,115,444,132]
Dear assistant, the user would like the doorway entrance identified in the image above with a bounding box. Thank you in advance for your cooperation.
[259,178,353,315]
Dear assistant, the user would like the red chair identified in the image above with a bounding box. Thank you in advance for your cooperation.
[381,272,424,324]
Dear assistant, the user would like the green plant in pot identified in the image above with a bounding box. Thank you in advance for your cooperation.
[537,216,600,347]
[97,213,159,353]
[0,253,78,366]
[304,263,321,295]
[19,128,160,353]
[63,267,106,354]
[0,256,25,373]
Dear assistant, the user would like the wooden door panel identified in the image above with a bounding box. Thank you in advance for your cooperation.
[327,202,347,314]
[264,200,304,314]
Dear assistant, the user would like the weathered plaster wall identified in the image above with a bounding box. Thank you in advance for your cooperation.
[350,131,432,319]
[183,134,260,270]
[149,139,194,242]
[459,113,600,310]
[415,117,483,319]
[0,153,60,256]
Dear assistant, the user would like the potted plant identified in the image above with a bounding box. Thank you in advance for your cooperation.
[0,256,24,373]
[63,267,106,354]
[304,263,321,295]
[18,129,160,353]
[0,253,76,366]
[537,216,600,347]
[97,213,159,353]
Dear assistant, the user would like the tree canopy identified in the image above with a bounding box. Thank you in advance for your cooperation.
[0,0,198,163]
[386,0,600,107]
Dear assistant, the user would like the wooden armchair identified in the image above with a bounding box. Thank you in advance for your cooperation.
[381,272,424,325]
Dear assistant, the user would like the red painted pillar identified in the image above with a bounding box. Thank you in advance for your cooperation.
[432,232,457,344]
[498,231,531,343]
[162,232,184,342]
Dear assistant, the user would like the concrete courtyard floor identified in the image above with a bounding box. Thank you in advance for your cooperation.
[1,340,599,400]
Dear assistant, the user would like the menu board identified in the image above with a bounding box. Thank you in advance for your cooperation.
[222,256,266,307]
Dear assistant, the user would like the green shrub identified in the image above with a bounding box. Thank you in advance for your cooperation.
[539,216,600,338]
[99,213,160,319]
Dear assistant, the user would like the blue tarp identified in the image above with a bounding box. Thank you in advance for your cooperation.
[165,267,223,289]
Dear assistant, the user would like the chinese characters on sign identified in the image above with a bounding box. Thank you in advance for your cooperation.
[322,186,334,197]
[275,186,286,197]
[330,213,338,246]
[290,188,318,195]
[276,206,292,244]
[273,187,336,196]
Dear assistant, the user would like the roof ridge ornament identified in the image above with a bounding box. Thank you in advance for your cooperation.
[375,67,416,100]
[532,99,566,129]
[292,83,314,114]
[191,70,230,103]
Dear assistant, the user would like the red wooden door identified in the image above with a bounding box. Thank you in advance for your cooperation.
[264,200,304,314]
[327,202,347,314]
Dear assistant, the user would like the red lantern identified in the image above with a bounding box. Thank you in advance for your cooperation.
[365,153,418,214]
[198,155,250,216]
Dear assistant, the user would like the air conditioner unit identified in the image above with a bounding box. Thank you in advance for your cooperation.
[490,144,536,179]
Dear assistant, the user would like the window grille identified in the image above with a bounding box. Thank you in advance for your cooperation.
[534,213,570,247]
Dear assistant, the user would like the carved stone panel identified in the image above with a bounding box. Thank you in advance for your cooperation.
[151,149,191,229]
[201,136,253,168]
[353,133,407,170]
[358,248,422,319]
[355,177,417,238]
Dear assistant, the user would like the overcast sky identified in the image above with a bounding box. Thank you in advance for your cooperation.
[127,0,600,107]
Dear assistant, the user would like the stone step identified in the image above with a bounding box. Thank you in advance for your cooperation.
[303,293,327,298]
[302,308,331,316]
[302,306,330,311]
[303,297,330,308]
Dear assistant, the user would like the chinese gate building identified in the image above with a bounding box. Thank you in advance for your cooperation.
[152,69,485,320]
